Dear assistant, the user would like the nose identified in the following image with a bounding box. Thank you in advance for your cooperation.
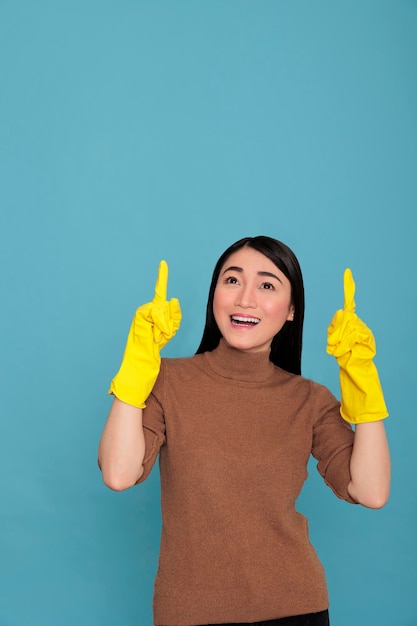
[235,284,256,308]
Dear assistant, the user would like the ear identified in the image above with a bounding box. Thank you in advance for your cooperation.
[287,306,295,322]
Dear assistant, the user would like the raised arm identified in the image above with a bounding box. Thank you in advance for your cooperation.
[327,269,390,508]
[99,399,146,491]
[98,260,181,491]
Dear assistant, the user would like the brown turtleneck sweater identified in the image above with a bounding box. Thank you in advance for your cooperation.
[140,340,355,626]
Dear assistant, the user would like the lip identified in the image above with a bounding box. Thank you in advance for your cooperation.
[230,314,261,328]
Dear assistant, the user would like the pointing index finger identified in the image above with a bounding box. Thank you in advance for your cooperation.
[343,268,356,312]
[153,260,168,302]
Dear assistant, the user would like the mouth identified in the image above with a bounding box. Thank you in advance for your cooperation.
[230,315,260,327]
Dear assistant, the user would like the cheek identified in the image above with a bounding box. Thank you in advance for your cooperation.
[213,288,233,328]
[265,299,292,320]
[212,290,223,323]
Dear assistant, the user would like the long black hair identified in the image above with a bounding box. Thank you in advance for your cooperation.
[195,236,305,375]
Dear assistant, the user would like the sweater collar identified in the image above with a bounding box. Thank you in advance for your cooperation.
[203,338,276,383]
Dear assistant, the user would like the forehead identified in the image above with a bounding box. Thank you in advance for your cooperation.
[221,246,280,273]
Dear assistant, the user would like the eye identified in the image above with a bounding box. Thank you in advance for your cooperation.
[225,275,239,285]
[260,282,275,290]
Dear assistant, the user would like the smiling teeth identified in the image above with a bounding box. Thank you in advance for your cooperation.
[232,315,260,324]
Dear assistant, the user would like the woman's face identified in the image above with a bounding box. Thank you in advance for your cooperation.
[213,246,294,354]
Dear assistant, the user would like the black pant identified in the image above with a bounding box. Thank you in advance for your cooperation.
[202,609,330,626]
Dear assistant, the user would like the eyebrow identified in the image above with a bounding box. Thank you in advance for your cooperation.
[222,265,283,284]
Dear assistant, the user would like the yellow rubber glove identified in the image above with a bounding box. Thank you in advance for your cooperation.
[326,268,388,424]
[108,260,181,408]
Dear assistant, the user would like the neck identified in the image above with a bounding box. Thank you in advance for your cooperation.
[203,338,276,383]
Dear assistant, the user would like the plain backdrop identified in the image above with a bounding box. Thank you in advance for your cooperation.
[1,2,416,625]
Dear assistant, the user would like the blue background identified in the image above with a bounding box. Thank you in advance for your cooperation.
[1,2,416,625]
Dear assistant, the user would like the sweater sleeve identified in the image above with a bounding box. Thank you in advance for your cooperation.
[311,382,357,504]
[135,362,167,484]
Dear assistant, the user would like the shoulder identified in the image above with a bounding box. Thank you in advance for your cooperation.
[272,366,327,391]
[161,353,204,369]
[276,368,339,406]
[159,353,208,379]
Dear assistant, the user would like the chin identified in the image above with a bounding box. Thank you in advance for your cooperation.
[225,338,268,353]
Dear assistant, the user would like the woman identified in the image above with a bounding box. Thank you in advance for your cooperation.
[98,236,390,626]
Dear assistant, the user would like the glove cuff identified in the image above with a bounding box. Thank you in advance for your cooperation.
[108,379,147,409]
[339,362,389,424]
